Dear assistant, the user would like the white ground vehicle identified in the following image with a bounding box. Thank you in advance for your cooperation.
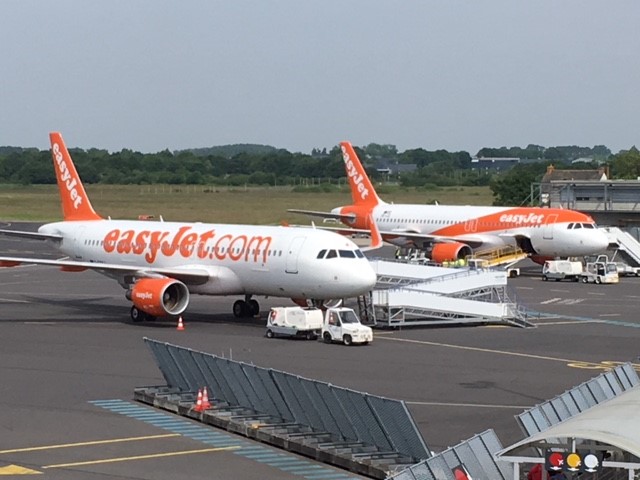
[542,260,583,282]
[615,262,640,277]
[466,258,520,278]
[321,307,373,346]
[265,307,323,340]
[581,261,619,284]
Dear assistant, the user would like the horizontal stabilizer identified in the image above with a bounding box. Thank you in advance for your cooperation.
[0,229,63,242]
[287,209,356,222]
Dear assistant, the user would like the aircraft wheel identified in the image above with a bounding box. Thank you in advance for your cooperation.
[233,300,247,318]
[130,306,145,322]
[248,299,260,316]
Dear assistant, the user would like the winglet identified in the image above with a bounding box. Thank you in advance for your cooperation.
[339,142,382,208]
[49,132,102,221]
[361,214,384,252]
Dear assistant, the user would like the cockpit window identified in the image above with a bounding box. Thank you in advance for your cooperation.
[326,250,338,259]
[316,249,327,259]
[339,250,356,258]
[583,223,595,229]
[568,223,574,229]
[574,223,582,229]
[355,250,365,258]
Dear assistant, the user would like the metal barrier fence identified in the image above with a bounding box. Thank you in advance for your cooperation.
[388,429,510,480]
[144,338,431,462]
[516,363,639,437]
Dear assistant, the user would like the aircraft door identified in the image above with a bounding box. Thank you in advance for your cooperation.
[285,237,306,274]
[72,226,86,260]
[543,214,558,240]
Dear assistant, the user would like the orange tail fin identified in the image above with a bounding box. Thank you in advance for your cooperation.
[49,132,102,221]
[339,142,382,208]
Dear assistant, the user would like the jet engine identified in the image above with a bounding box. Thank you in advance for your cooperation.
[430,242,473,264]
[128,277,190,317]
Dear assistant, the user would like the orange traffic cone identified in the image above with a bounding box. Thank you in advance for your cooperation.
[202,386,211,410]
[177,316,185,331]
[194,388,203,412]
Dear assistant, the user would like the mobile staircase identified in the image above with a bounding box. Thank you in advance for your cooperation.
[601,226,640,267]
[367,259,532,328]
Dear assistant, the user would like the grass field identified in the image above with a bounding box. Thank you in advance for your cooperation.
[0,184,495,225]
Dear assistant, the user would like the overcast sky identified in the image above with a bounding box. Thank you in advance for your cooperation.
[1,1,638,155]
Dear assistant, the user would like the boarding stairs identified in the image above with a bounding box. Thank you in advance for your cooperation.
[602,226,640,267]
[368,259,532,328]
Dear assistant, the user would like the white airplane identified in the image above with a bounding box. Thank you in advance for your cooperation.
[0,133,378,321]
[289,142,610,263]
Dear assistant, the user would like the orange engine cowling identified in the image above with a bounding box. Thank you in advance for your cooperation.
[530,255,553,266]
[431,242,473,264]
[130,278,189,317]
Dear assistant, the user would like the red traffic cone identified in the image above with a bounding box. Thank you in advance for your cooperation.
[194,388,203,412]
[177,316,185,331]
[202,386,211,410]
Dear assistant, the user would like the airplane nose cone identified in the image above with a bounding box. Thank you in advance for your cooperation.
[593,229,610,251]
[362,263,378,290]
[346,261,377,295]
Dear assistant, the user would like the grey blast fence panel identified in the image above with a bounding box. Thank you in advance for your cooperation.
[143,338,430,461]
[389,429,509,480]
[515,363,640,437]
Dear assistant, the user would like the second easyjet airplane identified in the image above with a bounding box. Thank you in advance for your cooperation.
[0,133,378,321]
[289,142,609,263]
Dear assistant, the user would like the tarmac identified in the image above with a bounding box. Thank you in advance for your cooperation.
[1,223,639,479]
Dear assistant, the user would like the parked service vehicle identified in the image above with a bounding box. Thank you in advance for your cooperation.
[615,262,640,277]
[322,307,373,346]
[581,260,619,284]
[542,260,583,282]
[265,307,323,340]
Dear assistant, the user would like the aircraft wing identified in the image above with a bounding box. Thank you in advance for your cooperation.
[0,228,63,242]
[287,209,356,222]
[0,256,212,285]
[313,225,486,249]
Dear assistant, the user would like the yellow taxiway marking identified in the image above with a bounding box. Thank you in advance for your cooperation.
[0,434,180,455]
[0,464,41,475]
[42,446,240,469]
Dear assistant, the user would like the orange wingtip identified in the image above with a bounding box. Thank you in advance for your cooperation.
[0,260,21,267]
[60,265,88,272]
[368,214,383,250]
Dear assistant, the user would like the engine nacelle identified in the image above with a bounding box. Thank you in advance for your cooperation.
[431,242,473,264]
[129,278,189,317]
[530,255,553,266]
[291,298,343,309]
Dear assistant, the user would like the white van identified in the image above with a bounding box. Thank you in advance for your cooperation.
[265,307,323,340]
[542,260,583,282]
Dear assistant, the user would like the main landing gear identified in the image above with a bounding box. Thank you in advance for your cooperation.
[130,306,156,322]
[233,295,260,318]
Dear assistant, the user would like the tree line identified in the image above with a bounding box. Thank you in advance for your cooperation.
[1,142,638,206]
